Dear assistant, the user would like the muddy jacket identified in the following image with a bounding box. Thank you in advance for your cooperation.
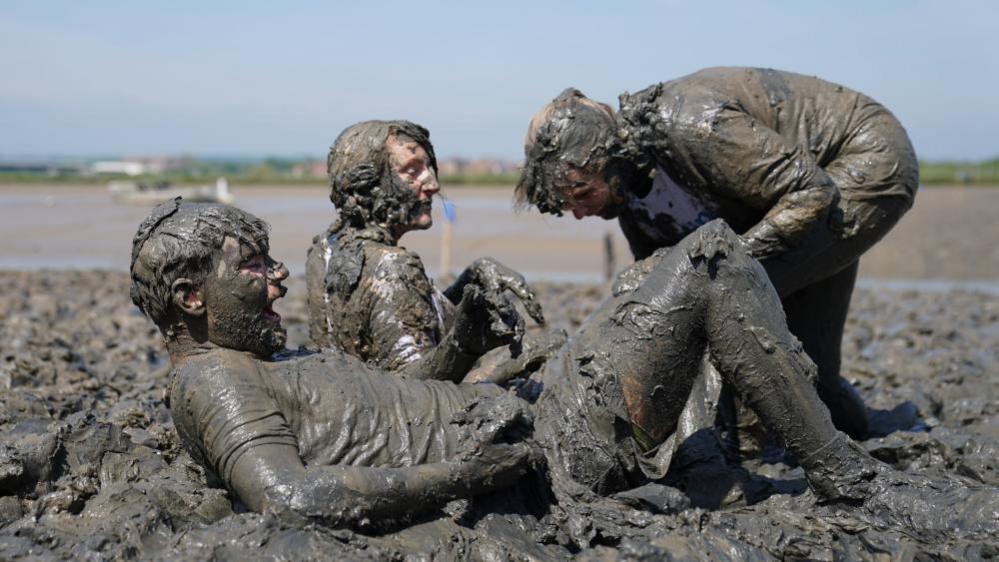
[306,231,455,372]
[614,67,916,259]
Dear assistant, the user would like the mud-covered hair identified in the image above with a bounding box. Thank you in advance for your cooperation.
[327,120,438,229]
[129,198,270,328]
[515,88,620,215]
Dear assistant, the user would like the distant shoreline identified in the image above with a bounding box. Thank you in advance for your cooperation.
[1,158,998,187]
[2,184,998,282]
[2,180,998,189]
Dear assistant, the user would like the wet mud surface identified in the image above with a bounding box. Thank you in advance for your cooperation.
[1,270,997,560]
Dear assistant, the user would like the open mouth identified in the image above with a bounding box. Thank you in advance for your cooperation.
[262,298,282,324]
[262,282,287,324]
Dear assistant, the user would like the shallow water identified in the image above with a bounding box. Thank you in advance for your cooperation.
[2,184,998,286]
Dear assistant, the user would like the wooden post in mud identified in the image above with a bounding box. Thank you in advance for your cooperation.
[604,232,615,283]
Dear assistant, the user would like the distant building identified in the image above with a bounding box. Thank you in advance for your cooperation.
[291,160,327,178]
[437,157,520,176]
[437,158,466,176]
[0,162,84,175]
[92,161,147,176]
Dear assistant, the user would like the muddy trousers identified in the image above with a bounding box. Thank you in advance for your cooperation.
[569,220,848,477]
[758,195,913,439]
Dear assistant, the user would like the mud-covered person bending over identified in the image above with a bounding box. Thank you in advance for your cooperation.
[306,120,556,383]
[130,200,995,536]
[517,68,920,438]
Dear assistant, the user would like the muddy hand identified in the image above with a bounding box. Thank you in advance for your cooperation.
[470,258,545,325]
[454,393,534,443]
[454,284,525,355]
[463,328,568,385]
[450,395,539,491]
[742,218,787,260]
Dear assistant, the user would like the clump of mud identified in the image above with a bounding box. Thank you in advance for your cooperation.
[0,270,996,560]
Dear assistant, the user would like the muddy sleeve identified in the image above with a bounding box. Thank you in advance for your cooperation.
[363,259,442,371]
[225,437,473,529]
[670,107,838,259]
[224,415,530,529]
[185,362,298,485]
[364,256,480,381]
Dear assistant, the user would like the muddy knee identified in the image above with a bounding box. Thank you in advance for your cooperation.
[683,220,754,271]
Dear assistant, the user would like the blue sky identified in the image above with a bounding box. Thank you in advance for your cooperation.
[2,1,996,161]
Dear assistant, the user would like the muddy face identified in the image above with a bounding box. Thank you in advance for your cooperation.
[204,236,288,358]
[325,121,439,241]
[558,167,621,220]
[387,134,440,233]
[516,88,630,217]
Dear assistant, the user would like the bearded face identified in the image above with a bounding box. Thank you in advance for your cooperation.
[204,237,288,358]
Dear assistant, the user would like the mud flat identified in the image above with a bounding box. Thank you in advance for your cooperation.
[0,268,996,560]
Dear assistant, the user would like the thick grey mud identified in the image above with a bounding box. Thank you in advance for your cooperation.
[0,271,997,560]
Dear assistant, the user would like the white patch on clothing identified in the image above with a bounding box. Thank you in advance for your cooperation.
[323,235,335,334]
[392,335,423,364]
[371,252,403,299]
[429,285,447,333]
[628,166,717,240]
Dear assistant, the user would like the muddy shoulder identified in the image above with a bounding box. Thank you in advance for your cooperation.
[0,270,996,560]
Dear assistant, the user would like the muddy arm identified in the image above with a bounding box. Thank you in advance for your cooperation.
[223,392,539,530]
[190,356,535,529]
[227,442,462,529]
[353,251,520,381]
[463,327,567,385]
[397,284,524,382]
[394,329,482,382]
[226,437,532,530]
[353,258,472,380]
[670,108,839,259]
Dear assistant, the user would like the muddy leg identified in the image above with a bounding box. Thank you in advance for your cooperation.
[680,224,844,467]
[783,261,868,438]
[699,226,999,536]
[570,220,840,453]
[566,226,719,445]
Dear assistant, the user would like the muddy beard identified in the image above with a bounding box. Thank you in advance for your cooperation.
[208,276,287,358]
[212,302,287,358]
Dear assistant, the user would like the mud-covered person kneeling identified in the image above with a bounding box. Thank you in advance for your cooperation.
[306,120,562,384]
[130,199,996,536]
[517,68,921,439]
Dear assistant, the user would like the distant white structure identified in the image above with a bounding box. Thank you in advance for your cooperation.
[108,176,234,206]
[92,161,147,176]
[215,177,231,200]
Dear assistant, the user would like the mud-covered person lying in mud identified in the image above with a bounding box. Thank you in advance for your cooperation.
[129,199,997,535]
[517,68,920,439]
[305,120,562,384]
